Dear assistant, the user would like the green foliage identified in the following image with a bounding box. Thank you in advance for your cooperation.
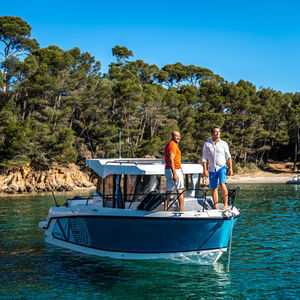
[0,98,32,165]
[0,16,299,168]
[112,45,133,63]
[0,16,39,93]
[51,128,78,165]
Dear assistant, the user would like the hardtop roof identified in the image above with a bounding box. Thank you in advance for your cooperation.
[86,158,203,178]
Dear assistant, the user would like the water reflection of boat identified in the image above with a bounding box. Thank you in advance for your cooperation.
[286,174,300,184]
[39,158,240,264]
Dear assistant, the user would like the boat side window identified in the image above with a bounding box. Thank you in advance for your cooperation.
[124,175,138,201]
[96,176,104,195]
[98,174,164,205]
[98,175,143,205]
[97,175,114,202]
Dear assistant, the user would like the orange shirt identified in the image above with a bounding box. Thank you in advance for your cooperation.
[164,140,181,169]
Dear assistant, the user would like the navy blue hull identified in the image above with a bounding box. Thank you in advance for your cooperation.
[52,216,238,253]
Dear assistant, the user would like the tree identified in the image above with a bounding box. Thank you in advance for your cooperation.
[160,62,188,88]
[0,16,38,93]
[222,80,260,163]
[13,45,101,163]
[185,65,213,86]
[124,60,159,85]
[286,92,300,168]
[112,45,133,63]
[256,88,289,163]
[0,97,31,166]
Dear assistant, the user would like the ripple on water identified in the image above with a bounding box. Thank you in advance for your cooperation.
[0,185,299,299]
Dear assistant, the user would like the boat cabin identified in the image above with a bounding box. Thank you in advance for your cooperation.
[85,158,206,210]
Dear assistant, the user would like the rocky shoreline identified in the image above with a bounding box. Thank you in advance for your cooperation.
[0,163,96,194]
[0,161,296,194]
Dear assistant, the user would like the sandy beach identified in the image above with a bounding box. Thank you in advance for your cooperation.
[227,172,295,184]
[227,161,298,184]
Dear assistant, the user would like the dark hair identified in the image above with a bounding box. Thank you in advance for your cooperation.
[211,125,220,133]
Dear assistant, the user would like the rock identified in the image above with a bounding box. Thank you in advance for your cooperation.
[37,174,42,183]
[10,184,19,192]
[20,164,31,178]
[18,185,27,193]
[7,174,16,185]
[36,184,46,192]
[3,187,12,193]
[0,162,95,194]
[66,185,73,191]
[26,185,34,192]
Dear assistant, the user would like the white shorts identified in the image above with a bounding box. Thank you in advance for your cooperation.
[165,169,184,192]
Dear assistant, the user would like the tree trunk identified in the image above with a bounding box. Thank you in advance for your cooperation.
[70,107,76,129]
[137,115,147,145]
[52,93,62,132]
[20,92,28,122]
[2,52,9,93]
[244,151,247,164]
[260,150,265,165]
[1,42,15,93]
[294,126,299,169]
[152,120,156,139]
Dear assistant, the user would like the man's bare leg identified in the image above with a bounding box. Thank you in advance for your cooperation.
[212,188,219,209]
[220,183,228,209]
[164,191,171,211]
[177,189,184,212]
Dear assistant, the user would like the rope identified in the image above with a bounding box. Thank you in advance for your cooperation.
[227,216,234,272]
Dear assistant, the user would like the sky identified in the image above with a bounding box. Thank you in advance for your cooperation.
[1,0,300,93]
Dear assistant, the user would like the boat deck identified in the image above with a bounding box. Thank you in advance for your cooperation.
[66,195,217,212]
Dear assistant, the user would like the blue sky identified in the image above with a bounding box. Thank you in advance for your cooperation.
[1,0,299,93]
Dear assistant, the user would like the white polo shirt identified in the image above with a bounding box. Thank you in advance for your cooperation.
[202,139,231,172]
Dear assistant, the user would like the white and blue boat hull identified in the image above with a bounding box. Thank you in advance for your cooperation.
[40,208,239,264]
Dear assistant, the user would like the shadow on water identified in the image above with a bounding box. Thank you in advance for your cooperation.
[0,184,299,299]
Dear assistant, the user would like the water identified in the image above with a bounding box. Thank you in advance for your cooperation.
[0,185,299,299]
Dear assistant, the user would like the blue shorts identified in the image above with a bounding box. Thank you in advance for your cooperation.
[209,166,227,189]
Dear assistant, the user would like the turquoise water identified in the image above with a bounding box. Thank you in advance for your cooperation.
[0,184,299,299]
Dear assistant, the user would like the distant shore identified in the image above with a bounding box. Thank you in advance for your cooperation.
[227,160,299,184]
[0,160,297,195]
[227,171,295,184]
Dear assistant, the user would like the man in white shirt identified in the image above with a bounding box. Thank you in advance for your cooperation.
[202,126,233,209]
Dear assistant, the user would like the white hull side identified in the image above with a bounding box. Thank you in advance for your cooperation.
[45,236,226,265]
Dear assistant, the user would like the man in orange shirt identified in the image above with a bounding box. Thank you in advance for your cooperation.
[164,131,184,211]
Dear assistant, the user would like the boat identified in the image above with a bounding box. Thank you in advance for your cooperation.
[39,158,240,264]
[286,174,300,184]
